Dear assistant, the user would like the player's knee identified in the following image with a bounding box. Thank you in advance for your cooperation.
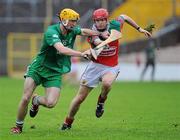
[22,95,31,105]
[102,81,112,89]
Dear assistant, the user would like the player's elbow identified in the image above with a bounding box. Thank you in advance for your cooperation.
[119,14,128,21]
[119,14,126,18]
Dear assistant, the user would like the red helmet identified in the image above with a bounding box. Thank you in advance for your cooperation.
[92,8,109,20]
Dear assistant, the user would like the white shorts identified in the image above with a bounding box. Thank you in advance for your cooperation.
[80,62,120,88]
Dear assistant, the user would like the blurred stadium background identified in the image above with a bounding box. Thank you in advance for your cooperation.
[0,0,180,81]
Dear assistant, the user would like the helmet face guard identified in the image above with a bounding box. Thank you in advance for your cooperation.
[61,19,69,26]
[92,8,109,21]
[59,8,80,28]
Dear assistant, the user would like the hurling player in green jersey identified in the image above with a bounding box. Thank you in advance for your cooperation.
[11,8,100,134]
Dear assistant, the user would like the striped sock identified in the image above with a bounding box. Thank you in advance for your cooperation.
[16,120,23,128]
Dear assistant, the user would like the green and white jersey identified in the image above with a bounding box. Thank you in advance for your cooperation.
[31,23,81,74]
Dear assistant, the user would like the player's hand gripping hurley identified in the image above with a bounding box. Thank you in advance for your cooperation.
[90,29,122,59]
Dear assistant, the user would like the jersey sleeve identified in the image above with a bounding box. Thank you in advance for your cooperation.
[72,25,82,35]
[116,16,125,31]
[116,15,125,25]
[110,17,124,32]
[45,29,61,46]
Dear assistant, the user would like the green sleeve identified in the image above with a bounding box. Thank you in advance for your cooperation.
[109,20,121,32]
[72,25,82,35]
[45,29,61,46]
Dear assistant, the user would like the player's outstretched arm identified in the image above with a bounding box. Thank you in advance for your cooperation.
[81,28,100,36]
[54,42,82,57]
[54,42,90,59]
[120,14,152,37]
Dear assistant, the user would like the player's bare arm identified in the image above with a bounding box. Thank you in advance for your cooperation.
[54,42,85,57]
[81,28,100,36]
[120,14,152,37]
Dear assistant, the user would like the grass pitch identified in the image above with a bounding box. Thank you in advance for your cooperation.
[0,77,180,140]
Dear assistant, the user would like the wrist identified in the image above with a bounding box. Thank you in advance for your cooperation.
[75,51,82,57]
[137,26,141,31]
[79,52,83,57]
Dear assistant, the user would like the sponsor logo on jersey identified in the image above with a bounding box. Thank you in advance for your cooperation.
[99,46,116,56]
[52,34,59,38]
[61,37,73,46]
[62,40,67,46]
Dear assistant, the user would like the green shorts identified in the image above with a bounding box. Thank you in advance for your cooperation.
[24,64,62,88]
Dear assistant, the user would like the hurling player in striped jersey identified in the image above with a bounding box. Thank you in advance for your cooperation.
[61,8,151,130]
